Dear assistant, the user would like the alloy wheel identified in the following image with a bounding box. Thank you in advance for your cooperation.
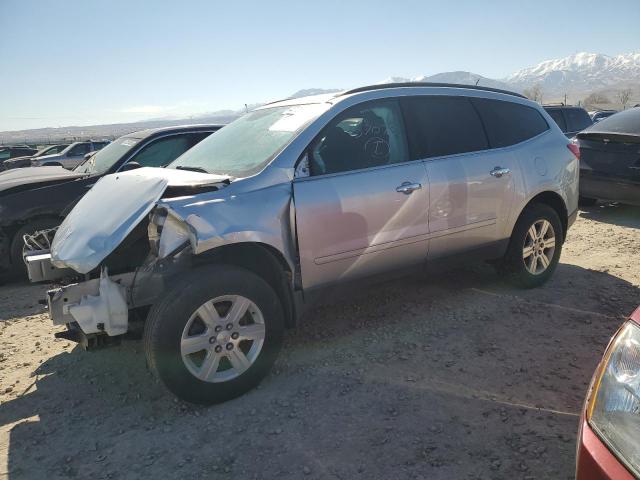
[522,219,556,275]
[180,295,265,383]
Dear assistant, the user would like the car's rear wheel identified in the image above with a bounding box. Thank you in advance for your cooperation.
[143,264,284,404]
[502,204,563,288]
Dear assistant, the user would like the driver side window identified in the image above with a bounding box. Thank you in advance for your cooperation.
[131,135,192,168]
[309,99,408,176]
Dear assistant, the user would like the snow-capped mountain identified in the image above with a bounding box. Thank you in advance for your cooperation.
[378,71,512,91]
[505,52,640,95]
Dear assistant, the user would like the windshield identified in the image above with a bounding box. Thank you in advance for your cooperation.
[74,136,139,174]
[169,103,329,177]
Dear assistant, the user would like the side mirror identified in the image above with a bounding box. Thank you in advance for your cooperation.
[84,152,94,160]
[120,161,142,171]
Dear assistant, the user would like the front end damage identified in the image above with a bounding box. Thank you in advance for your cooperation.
[25,167,296,349]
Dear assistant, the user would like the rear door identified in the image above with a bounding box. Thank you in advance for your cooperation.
[403,95,518,258]
[293,98,430,289]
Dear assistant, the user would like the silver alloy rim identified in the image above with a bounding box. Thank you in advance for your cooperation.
[180,295,265,383]
[522,219,556,275]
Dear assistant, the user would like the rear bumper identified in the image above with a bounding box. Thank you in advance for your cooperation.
[580,174,640,206]
[576,420,635,480]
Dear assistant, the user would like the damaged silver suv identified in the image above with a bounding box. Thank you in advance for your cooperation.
[26,83,579,404]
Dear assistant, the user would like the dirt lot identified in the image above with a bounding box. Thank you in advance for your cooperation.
[1,203,639,480]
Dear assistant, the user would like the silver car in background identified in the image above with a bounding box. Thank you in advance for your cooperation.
[31,140,110,169]
[26,83,579,404]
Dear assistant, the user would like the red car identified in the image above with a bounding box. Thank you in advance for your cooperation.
[577,306,640,479]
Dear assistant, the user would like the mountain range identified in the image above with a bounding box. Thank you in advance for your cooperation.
[379,52,640,98]
[2,51,638,143]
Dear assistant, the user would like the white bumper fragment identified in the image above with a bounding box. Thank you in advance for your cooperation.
[68,269,128,336]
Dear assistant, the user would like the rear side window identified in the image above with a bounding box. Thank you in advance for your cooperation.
[546,109,567,132]
[403,96,489,158]
[565,108,592,132]
[472,98,549,148]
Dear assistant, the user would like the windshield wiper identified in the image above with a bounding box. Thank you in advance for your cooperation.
[175,165,210,173]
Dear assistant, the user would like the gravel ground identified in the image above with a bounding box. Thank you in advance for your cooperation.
[1,203,639,480]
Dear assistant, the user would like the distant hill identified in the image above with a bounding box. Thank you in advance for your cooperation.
[3,52,639,145]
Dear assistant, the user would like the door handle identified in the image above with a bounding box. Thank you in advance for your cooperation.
[396,182,422,194]
[490,167,511,178]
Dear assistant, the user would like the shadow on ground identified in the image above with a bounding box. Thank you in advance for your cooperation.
[2,261,636,479]
[580,202,640,229]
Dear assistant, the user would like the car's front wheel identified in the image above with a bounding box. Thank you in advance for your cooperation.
[502,203,563,288]
[143,264,285,404]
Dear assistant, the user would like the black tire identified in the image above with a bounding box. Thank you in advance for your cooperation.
[143,264,285,404]
[10,218,60,278]
[579,196,598,207]
[502,203,563,289]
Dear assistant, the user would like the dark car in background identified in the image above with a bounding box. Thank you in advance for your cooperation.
[590,110,618,123]
[544,105,593,138]
[576,107,640,206]
[0,124,222,276]
[0,146,38,166]
[576,305,640,480]
[2,144,70,170]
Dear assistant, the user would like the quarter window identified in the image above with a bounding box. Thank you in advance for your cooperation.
[403,96,489,158]
[309,99,409,175]
[472,98,549,147]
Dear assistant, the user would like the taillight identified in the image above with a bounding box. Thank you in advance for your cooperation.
[567,141,580,160]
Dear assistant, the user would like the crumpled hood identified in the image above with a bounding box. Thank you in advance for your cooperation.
[0,165,85,193]
[51,167,229,273]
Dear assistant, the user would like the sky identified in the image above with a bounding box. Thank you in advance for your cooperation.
[0,0,638,131]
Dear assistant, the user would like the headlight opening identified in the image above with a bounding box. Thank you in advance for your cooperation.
[588,321,640,477]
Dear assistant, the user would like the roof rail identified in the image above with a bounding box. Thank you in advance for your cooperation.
[339,82,527,99]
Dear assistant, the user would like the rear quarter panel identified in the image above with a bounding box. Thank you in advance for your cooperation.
[505,128,578,238]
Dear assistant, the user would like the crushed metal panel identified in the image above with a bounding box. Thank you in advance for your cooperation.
[50,167,228,274]
[158,182,296,271]
[68,269,128,336]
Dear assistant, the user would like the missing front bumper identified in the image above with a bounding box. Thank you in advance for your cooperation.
[47,269,134,337]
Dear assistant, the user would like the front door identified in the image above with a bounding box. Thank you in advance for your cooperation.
[293,99,430,289]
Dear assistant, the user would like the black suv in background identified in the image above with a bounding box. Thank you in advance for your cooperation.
[0,124,222,276]
[543,105,593,138]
